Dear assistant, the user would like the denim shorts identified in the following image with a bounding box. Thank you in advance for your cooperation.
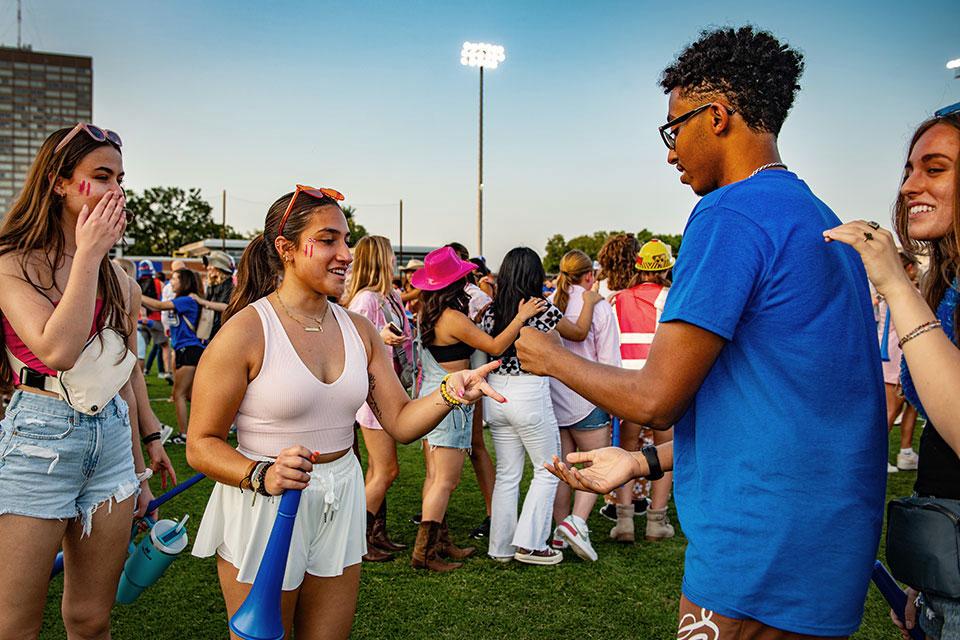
[920,591,960,640]
[0,391,139,536]
[560,406,610,431]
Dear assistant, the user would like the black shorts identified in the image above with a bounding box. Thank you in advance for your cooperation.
[175,345,204,369]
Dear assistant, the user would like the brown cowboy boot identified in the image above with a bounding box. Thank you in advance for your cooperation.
[370,499,406,552]
[437,517,475,560]
[362,510,393,562]
[411,521,462,572]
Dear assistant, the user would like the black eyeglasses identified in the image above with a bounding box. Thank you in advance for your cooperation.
[935,102,960,118]
[658,103,735,150]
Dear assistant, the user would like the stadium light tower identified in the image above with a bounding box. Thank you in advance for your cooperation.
[460,41,506,257]
[948,57,960,79]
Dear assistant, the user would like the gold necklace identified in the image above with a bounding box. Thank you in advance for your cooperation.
[275,290,329,333]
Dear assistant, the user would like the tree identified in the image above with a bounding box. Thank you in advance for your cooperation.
[124,187,245,256]
[542,229,683,273]
[342,205,368,247]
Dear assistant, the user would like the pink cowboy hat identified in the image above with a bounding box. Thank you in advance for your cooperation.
[410,246,477,291]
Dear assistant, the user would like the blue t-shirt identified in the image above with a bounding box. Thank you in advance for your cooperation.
[169,296,203,350]
[660,170,886,635]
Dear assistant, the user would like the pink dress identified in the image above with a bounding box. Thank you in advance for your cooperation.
[347,289,413,429]
[877,298,902,385]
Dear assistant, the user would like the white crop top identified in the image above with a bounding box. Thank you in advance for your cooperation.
[235,297,369,457]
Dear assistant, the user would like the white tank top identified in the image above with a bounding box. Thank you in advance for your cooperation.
[235,297,369,457]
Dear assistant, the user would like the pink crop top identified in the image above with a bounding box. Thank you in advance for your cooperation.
[235,297,370,458]
[3,299,105,376]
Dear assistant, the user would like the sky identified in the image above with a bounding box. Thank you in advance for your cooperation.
[3,0,958,268]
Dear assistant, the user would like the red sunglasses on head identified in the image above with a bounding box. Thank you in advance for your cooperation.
[54,122,123,154]
[277,184,345,237]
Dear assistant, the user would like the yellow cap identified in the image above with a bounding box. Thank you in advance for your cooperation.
[635,239,675,272]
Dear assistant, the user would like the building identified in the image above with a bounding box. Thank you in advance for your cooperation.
[0,46,93,211]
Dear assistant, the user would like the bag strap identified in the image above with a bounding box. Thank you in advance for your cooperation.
[5,346,62,396]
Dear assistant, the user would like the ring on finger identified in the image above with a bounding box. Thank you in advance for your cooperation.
[867,220,881,230]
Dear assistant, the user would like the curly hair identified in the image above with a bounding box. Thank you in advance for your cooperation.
[659,26,804,135]
[597,234,640,292]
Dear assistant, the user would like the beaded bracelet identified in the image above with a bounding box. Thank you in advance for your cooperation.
[439,374,464,408]
[898,320,942,349]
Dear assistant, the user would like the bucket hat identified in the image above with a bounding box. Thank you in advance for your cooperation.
[410,247,477,291]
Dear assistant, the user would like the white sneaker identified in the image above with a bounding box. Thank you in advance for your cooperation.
[550,526,569,551]
[897,450,919,470]
[557,515,598,562]
[887,462,899,474]
[514,547,563,565]
[159,424,174,445]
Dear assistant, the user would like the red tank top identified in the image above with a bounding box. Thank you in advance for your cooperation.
[3,299,105,376]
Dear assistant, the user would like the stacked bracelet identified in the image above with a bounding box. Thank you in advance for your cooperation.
[438,374,464,408]
[898,320,942,349]
[141,431,162,445]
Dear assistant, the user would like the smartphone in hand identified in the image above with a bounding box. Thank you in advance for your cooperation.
[387,322,403,336]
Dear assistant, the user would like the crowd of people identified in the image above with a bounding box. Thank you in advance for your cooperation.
[0,23,957,640]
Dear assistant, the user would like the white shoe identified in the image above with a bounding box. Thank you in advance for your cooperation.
[887,462,899,474]
[897,450,919,470]
[159,424,174,445]
[557,515,598,562]
[514,547,563,565]
[550,526,569,551]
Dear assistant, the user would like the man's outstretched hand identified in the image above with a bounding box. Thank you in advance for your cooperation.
[544,447,644,495]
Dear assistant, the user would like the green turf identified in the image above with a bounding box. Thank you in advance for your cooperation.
[38,375,917,638]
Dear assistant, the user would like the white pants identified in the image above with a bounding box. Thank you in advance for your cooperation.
[483,374,561,557]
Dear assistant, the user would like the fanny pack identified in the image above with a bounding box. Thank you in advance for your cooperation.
[7,328,137,416]
[886,496,960,598]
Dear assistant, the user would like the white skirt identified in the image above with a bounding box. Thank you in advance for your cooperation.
[192,451,366,591]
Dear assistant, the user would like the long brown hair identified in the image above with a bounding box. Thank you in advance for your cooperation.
[554,249,593,312]
[894,113,960,345]
[224,190,343,322]
[597,234,640,292]
[344,235,394,305]
[0,128,128,389]
[419,279,469,346]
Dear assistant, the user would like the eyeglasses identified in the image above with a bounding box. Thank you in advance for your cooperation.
[54,123,123,154]
[935,102,960,118]
[277,184,345,237]
[658,103,735,150]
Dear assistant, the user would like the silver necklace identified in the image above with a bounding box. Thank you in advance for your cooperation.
[748,162,788,179]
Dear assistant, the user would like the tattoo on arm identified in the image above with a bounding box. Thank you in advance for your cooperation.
[366,372,384,423]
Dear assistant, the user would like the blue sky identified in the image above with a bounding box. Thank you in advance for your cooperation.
[4,0,958,267]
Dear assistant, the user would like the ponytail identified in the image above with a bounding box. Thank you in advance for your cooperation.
[554,250,593,313]
[224,234,277,322]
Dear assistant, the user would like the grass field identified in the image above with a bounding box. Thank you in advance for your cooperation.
[37,375,916,639]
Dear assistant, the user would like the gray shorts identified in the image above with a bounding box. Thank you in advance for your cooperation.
[920,592,960,640]
[0,391,138,536]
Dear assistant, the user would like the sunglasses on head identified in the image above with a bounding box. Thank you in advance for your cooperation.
[935,102,960,118]
[277,184,345,237]
[54,123,123,154]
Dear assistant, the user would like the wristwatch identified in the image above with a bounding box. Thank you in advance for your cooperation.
[640,445,664,481]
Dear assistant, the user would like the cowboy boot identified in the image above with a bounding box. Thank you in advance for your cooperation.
[411,521,462,572]
[437,517,475,560]
[363,510,393,562]
[370,499,407,552]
